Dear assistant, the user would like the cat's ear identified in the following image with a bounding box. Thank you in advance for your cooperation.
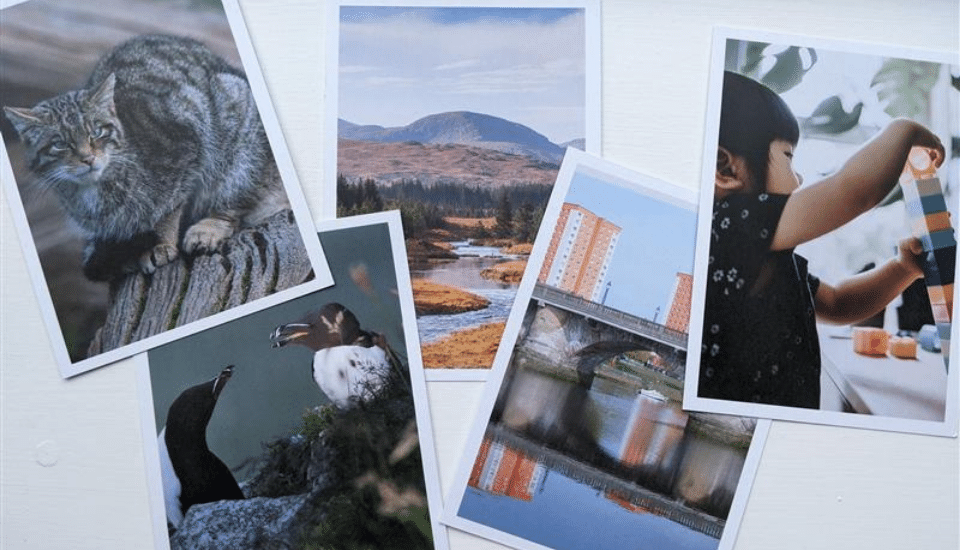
[3,106,43,137]
[87,73,117,115]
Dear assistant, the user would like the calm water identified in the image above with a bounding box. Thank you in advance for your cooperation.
[411,241,521,342]
[460,472,720,550]
[460,368,752,549]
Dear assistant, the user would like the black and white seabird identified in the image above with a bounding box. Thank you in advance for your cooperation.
[158,365,243,529]
[270,302,394,408]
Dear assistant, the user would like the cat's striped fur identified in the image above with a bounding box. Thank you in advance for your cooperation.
[4,34,288,280]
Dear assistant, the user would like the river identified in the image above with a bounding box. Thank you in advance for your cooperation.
[459,366,754,548]
[411,240,522,343]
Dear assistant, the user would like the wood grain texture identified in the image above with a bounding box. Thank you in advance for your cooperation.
[2,1,958,549]
[85,209,312,357]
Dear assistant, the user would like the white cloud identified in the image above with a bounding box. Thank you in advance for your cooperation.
[338,9,588,142]
[433,59,482,71]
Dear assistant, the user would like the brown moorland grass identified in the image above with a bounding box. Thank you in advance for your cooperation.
[501,243,533,255]
[421,322,506,369]
[412,280,489,315]
[480,260,527,283]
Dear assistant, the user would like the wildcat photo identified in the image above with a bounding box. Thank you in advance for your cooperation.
[0,0,331,377]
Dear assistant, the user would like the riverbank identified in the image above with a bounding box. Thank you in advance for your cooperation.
[412,280,489,315]
[421,322,506,369]
[406,216,534,263]
[480,260,527,283]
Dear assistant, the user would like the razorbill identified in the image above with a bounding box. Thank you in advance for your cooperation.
[270,302,394,408]
[159,365,243,529]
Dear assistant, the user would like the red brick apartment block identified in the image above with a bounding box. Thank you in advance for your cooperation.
[539,203,621,302]
[665,272,692,333]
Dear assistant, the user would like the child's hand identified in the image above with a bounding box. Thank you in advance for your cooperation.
[897,118,945,169]
[896,236,925,281]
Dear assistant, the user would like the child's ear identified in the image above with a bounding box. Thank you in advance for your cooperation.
[715,147,746,193]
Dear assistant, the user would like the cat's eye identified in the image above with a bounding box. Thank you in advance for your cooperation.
[47,141,69,153]
[92,124,112,140]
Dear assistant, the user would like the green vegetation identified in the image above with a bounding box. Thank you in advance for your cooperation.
[336,174,547,241]
[299,367,432,550]
[299,405,337,442]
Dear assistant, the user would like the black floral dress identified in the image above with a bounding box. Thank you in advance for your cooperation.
[699,192,822,409]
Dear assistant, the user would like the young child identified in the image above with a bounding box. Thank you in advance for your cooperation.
[698,71,945,409]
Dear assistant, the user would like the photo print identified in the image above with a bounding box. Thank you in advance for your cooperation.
[325,0,601,380]
[0,0,332,377]
[442,149,770,550]
[137,212,448,550]
[684,28,959,436]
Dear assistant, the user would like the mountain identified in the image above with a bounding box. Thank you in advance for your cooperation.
[338,111,567,164]
[338,139,560,189]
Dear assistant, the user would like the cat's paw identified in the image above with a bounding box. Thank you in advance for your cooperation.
[139,243,179,274]
[183,218,235,255]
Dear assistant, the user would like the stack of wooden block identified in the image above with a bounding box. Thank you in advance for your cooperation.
[902,163,955,371]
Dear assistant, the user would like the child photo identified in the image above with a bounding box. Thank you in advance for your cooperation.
[138,213,447,550]
[0,0,331,377]
[443,150,769,550]
[685,28,959,435]
[325,0,600,379]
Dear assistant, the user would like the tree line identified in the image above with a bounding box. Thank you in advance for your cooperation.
[337,174,547,241]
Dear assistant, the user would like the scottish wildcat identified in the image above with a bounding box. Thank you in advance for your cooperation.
[4,34,289,281]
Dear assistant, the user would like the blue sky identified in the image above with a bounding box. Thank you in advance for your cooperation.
[563,170,697,322]
[338,6,586,144]
[341,7,579,24]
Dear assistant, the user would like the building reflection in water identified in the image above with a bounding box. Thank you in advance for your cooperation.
[618,390,688,493]
[469,438,547,501]
[471,376,753,523]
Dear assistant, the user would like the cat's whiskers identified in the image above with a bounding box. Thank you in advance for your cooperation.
[105,153,137,171]
[25,169,80,205]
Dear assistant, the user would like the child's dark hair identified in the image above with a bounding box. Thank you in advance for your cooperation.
[719,71,799,192]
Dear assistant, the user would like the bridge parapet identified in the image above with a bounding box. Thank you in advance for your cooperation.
[533,283,689,349]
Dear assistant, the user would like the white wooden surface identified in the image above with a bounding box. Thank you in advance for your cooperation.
[2,1,958,549]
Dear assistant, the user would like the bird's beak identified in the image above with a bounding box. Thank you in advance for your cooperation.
[270,323,311,348]
[212,365,234,399]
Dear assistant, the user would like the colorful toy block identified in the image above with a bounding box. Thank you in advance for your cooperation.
[853,326,889,356]
[901,148,955,371]
[889,336,918,359]
[912,211,952,235]
[918,324,941,352]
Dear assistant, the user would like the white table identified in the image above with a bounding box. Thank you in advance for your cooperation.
[820,326,948,421]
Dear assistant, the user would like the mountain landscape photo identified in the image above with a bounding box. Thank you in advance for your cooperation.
[337,110,584,370]
[335,6,589,372]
